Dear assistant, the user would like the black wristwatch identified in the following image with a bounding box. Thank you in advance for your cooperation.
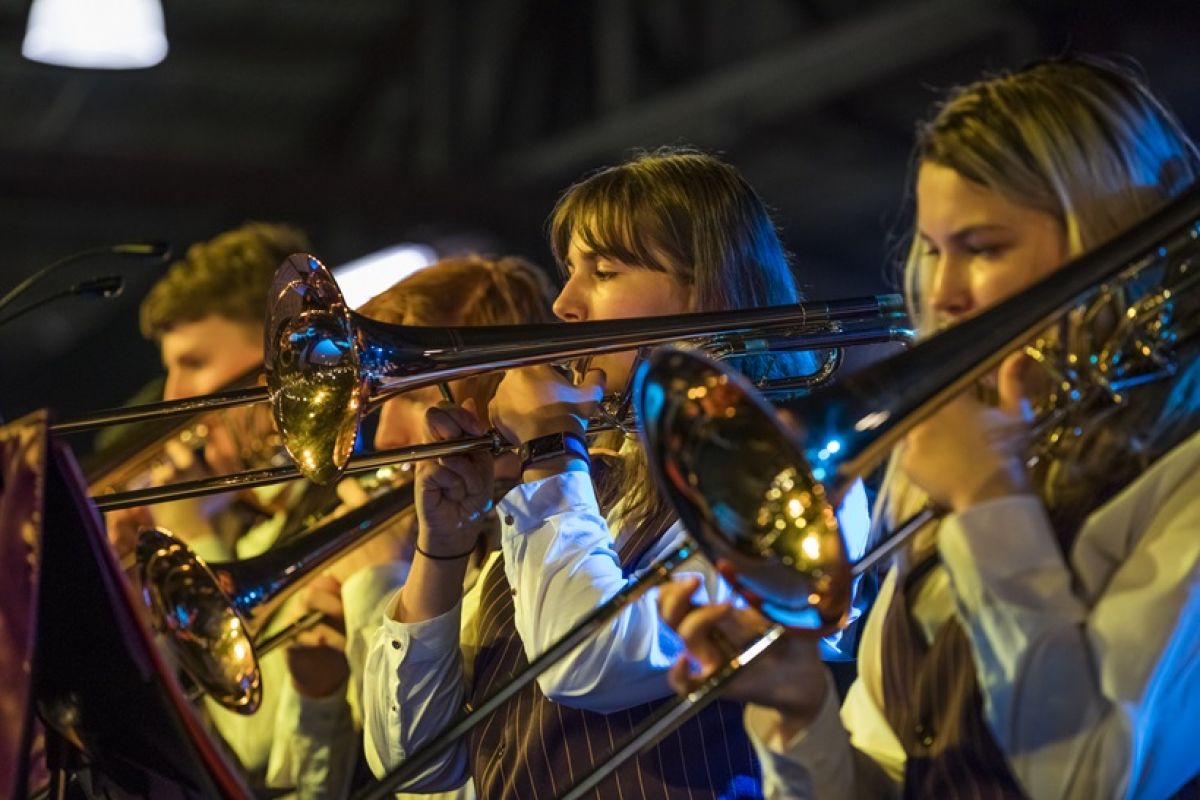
[518,431,590,473]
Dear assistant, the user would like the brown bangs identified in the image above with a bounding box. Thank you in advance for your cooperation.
[548,167,670,275]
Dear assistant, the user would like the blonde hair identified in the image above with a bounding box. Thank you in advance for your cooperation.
[358,254,556,406]
[880,56,1200,549]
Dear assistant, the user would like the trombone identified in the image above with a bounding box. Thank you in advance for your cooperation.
[106,252,911,714]
[359,184,1200,798]
[70,252,913,509]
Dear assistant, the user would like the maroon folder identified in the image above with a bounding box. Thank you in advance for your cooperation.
[1,411,252,798]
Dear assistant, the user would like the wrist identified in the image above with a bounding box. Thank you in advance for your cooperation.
[514,415,587,444]
[951,462,1031,512]
[519,430,590,475]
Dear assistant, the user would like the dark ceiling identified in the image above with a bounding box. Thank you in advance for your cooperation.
[2,0,1199,433]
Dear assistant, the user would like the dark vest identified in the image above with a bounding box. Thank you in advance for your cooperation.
[468,517,761,799]
[880,558,1028,799]
[880,557,1200,799]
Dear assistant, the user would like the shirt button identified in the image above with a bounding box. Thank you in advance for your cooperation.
[504,514,515,526]
[391,639,402,650]
[914,722,935,748]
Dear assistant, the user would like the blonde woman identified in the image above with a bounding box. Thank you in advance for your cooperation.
[659,57,1200,799]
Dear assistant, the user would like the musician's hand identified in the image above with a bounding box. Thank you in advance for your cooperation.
[490,365,605,444]
[285,573,350,699]
[658,575,829,735]
[414,403,494,556]
[105,505,156,559]
[901,351,1035,512]
[143,436,237,547]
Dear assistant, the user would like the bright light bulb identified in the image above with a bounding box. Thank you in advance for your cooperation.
[334,244,438,309]
[23,0,168,70]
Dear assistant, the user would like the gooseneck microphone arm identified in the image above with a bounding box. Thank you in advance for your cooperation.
[0,241,171,327]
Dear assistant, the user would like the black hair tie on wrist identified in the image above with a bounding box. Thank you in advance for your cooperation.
[414,541,476,561]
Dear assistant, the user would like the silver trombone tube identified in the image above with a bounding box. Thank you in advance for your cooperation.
[266,252,910,484]
[558,504,939,798]
[51,385,269,434]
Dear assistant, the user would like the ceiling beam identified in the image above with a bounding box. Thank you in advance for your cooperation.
[498,0,1028,180]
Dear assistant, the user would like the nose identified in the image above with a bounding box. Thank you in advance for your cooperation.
[928,255,973,324]
[163,371,189,401]
[552,273,587,322]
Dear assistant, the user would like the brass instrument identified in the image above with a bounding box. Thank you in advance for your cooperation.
[66,252,911,510]
[360,185,1200,799]
[137,481,415,714]
[118,256,912,716]
[544,187,1200,797]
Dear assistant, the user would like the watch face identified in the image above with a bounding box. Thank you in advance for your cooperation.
[522,432,567,464]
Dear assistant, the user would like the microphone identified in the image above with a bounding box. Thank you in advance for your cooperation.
[71,275,125,299]
[0,240,171,315]
[0,275,126,328]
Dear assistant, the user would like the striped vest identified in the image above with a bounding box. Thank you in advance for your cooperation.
[467,517,761,799]
[880,559,1027,799]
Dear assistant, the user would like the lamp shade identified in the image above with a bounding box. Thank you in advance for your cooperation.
[22,0,168,70]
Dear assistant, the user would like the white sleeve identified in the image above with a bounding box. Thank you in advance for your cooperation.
[360,594,472,793]
[745,671,899,799]
[265,681,357,798]
[498,470,732,714]
[938,471,1200,800]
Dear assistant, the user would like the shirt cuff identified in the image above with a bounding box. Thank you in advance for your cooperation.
[379,592,464,664]
[294,683,353,730]
[745,669,845,754]
[937,494,1072,614]
[497,469,599,538]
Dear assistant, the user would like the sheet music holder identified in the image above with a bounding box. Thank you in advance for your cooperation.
[1,411,252,799]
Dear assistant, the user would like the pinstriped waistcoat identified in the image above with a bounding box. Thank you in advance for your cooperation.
[467,518,762,799]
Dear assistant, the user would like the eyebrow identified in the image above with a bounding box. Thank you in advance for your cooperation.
[918,224,1012,246]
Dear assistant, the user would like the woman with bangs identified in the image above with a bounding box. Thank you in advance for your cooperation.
[657,57,1200,799]
[362,149,869,799]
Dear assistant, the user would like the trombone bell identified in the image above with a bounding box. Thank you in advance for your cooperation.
[265,253,364,486]
[633,350,850,632]
[137,529,263,713]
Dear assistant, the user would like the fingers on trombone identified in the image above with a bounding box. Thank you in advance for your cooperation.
[296,576,347,642]
[433,453,488,500]
[427,403,485,439]
[657,575,702,629]
[579,366,607,399]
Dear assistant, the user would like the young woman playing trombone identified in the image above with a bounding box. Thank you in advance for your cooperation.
[658,57,1200,799]
[361,149,870,798]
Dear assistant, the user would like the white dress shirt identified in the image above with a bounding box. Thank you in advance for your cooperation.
[749,430,1200,800]
[361,469,870,793]
[265,560,411,798]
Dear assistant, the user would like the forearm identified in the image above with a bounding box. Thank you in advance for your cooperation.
[939,492,1200,799]
[362,599,472,792]
[394,548,471,623]
[747,673,899,800]
[266,683,357,798]
[501,473,715,710]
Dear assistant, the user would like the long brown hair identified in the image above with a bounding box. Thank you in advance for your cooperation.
[549,147,819,533]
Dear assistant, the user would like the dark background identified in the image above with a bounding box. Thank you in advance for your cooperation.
[2,0,1198,432]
